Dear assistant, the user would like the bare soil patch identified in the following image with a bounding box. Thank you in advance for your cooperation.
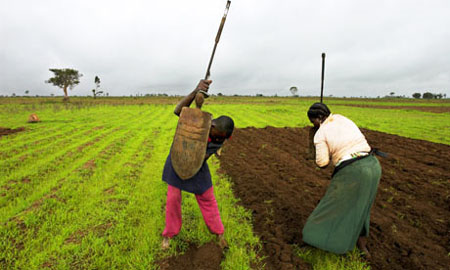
[103,184,117,194]
[159,242,224,270]
[218,127,450,270]
[0,127,25,137]
[64,222,113,245]
[83,159,96,169]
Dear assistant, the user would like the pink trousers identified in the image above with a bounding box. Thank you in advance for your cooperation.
[162,185,224,238]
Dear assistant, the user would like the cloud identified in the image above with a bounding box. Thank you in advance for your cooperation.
[1,0,449,97]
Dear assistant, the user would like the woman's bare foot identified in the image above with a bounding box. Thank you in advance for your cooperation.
[161,237,170,250]
[357,237,371,259]
[217,234,229,250]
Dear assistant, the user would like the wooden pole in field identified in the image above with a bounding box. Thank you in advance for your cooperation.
[320,52,326,103]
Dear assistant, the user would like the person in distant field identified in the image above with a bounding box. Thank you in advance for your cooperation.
[161,79,234,250]
[302,102,382,257]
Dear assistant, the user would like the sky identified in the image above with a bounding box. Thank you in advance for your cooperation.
[1,0,449,97]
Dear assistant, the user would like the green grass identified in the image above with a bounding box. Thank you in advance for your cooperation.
[1,97,449,269]
[296,247,370,270]
[0,104,261,269]
[329,106,450,144]
[205,103,450,144]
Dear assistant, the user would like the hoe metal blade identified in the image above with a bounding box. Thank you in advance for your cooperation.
[171,107,212,180]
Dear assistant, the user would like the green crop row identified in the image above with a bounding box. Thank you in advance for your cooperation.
[0,105,262,269]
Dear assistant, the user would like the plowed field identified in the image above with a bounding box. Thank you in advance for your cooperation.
[219,127,450,270]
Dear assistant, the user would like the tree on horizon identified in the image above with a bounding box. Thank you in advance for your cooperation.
[45,68,82,101]
[92,75,103,99]
[422,92,434,99]
[290,86,298,97]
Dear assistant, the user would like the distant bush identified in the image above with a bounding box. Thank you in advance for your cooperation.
[422,92,445,99]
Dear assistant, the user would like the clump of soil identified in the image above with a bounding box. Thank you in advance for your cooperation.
[0,127,25,137]
[159,242,223,270]
[28,113,40,123]
[218,126,450,270]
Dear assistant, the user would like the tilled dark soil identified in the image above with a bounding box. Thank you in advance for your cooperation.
[159,242,223,270]
[218,127,450,270]
[0,127,25,137]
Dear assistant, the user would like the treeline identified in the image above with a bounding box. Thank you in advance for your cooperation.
[412,92,446,99]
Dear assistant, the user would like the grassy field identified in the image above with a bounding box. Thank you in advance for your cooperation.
[1,97,449,269]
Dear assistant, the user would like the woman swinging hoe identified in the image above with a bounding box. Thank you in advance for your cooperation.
[161,1,233,250]
[161,80,234,250]
[302,103,382,258]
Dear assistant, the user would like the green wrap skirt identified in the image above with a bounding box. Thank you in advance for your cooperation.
[302,155,381,254]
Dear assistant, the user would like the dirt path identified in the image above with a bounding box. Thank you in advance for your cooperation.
[218,127,450,270]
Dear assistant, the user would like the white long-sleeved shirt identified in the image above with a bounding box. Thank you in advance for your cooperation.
[314,114,371,167]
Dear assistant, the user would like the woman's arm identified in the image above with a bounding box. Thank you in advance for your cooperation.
[314,131,330,168]
[174,80,212,116]
[307,126,318,160]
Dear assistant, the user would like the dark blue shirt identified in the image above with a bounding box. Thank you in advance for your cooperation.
[162,141,223,194]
